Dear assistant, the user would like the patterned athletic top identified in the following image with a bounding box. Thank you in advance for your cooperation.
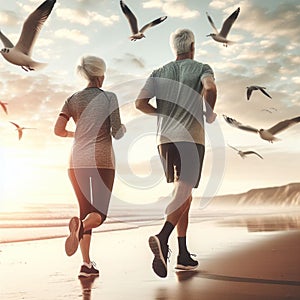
[138,59,214,146]
[60,87,124,169]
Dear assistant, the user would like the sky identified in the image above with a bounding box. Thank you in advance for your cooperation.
[0,0,299,211]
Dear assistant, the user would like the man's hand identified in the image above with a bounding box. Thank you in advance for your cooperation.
[206,112,217,124]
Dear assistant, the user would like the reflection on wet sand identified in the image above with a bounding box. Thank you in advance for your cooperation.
[79,276,98,300]
[176,270,200,282]
[217,211,300,232]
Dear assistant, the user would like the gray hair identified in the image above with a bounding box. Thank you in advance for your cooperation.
[77,55,106,81]
[170,29,195,55]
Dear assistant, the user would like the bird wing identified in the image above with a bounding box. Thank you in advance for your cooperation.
[243,151,263,159]
[120,0,139,34]
[14,0,56,56]
[219,7,240,38]
[10,121,20,129]
[0,31,14,48]
[246,87,254,100]
[18,130,23,140]
[258,87,272,99]
[223,115,259,133]
[227,144,239,152]
[0,102,8,114]
[268,116,300,135]
[140,16,167,33]
[206,12,219,34]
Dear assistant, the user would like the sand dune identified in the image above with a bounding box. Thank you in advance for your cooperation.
[209,182,300,207]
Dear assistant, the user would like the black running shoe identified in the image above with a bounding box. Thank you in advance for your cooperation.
[78,262,99,278]
[148,235,169,278]
[65,216,81,256]
[175,253,199,270]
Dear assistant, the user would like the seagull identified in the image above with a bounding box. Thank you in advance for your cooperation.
[0,101,8,115]
[10,121,36,140]
[206,7,240,47]
[228,144,263,159]
[247,85,272,100]
[261,107,277,113]
[223,114,300,143]
[261,109,273,113]
[0,0,56,71]
[120,0,167,41]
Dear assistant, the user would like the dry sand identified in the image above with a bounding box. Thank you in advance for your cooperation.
[0,212,300,299]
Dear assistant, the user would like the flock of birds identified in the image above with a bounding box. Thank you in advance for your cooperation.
[0,0,242,72]
[0,0,299,147]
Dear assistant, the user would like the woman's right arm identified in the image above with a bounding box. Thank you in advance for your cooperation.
[54,99,75,138]
[54,114,75,137]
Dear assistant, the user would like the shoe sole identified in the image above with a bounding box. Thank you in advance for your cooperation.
[148,236,167,278]
[78,272,99,278]
[175,263,199,271]
[65,217,80,256]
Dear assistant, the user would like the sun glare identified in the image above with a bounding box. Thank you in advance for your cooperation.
[0,147,37,212]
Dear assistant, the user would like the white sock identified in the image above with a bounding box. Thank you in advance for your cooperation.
[83,261,91,268]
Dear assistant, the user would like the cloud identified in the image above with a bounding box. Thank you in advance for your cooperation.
[113,53,146,70]
[54,28,89,44]
[0,69,75,149]
[55,7,119,26]
[142,0,200,19]
[292,77,300,84]
[234,1,300,43]
[0,11,19,26]
[76,0,105,4]
[209,0,237,10]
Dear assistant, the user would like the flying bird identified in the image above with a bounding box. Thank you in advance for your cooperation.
[10,121,36,140]
[261,109,272,114]
[247,85,272,100]
[120,0,167,41]
[223,114,300,143]
[206,7,240,47]
[0,101,8,114]
[228,144,263,159]
[0,0,56,71]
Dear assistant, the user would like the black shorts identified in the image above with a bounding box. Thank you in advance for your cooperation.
[68,168,115,223]
[158,142,205,188]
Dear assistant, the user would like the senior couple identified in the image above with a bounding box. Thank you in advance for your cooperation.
[54,28,217,279]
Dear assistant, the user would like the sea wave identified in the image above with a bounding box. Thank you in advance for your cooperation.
[2,181,300,244]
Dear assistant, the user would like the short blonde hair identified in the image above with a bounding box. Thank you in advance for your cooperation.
[77,55,106,81]
[170,29,195,55]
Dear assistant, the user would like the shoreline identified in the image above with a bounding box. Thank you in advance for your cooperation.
[1,207,300,244]
[0,211,300,299]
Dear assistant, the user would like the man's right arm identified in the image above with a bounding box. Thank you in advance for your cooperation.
[202,76,217,123]
[135,98,157,115]
[135,75,157,115]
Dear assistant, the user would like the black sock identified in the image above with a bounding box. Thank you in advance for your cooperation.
[178,236,189,256]
[156,221,174,244]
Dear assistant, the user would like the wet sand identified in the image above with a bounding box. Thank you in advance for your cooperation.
[0,211,300,299]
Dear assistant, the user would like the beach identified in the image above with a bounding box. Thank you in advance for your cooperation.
[0,209,300,299]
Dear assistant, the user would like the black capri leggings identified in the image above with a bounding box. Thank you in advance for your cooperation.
[68,168,115,234]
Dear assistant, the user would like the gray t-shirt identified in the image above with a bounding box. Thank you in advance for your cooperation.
[138,59,214,145]
[60,87,123,169]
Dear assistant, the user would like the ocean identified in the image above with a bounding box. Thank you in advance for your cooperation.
[0,200,226,244]
[1,201,300,244]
